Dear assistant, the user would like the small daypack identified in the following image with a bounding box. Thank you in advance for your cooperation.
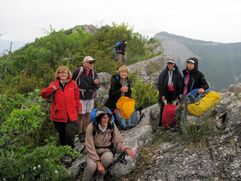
[187,91,221,117]
[162,104,176,128]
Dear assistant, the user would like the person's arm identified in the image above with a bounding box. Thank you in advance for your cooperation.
[85,124,100,162]
[40,81,58,99]
[93,70,100,89]
[72,69,79,81]
[157,71,166,98]
[199,71,209,92]
[112,125,136,158]
[109,77,122,97]
[177,71,183,99]
[125,79,131,97]
[74,81,82,113]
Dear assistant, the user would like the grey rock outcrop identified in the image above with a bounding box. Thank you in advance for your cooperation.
[139,83,241,181]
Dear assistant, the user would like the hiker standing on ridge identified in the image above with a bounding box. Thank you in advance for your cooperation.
[82,107,136,181]
[157,57,183,127]
[114,40,127,65]
[72,56,99,142]
[182,57,209,96]
[41,66,82,148]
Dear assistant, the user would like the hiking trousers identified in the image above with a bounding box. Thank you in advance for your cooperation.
[82,151,113,181]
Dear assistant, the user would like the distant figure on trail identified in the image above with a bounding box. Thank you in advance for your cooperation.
[72,56,100,142]
[105,65,131,111]
[114,40,127,65]
[157,57,183,128]
[82,106,136,181]
[41,66,82,148]
[182,57,209,96]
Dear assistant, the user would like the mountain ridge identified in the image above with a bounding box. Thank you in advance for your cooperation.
[154,32,241,90]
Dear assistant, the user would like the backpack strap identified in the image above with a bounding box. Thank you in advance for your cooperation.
[75,67,84,82]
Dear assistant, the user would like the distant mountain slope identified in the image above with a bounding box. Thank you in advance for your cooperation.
[154,32,241,90]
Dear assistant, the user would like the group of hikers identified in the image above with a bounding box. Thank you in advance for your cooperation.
[40,51,209,180]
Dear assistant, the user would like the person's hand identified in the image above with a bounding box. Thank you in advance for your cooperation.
[52,85,58,91]
[125,148,136,158]
[96,161,105,174]
[198,88,205,93]
[121,85,128,93]
[93,79,99,85]
[162,96,166,101]
[172,99,178,105]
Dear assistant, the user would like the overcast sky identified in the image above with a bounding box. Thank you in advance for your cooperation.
[1,0,241,43]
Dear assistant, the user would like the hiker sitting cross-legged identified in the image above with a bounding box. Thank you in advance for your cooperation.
[157,57,183,128]
[182,57,209,97]
[82,107,136,181]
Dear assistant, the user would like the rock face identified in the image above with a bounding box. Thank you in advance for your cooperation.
[128,55,165,84]
[139,83,241,181]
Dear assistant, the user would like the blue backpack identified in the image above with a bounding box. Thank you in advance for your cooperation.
[185,88,210,104]
[115,109,139,130]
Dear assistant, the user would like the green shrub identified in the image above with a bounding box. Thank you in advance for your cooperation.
[0,145,78,181]
[131,74,158,110]
[179,116,214,145]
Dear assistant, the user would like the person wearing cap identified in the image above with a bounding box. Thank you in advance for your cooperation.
[82,106,136,181]
[72,56,100,142]
[157,57,183,127]
[114,40,127,65]
[105,65,131,111]
[182,57,209,96]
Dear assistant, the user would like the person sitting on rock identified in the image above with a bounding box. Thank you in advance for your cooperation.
[82,106,136,181]
[105,65,131,112]
[182,57,209,96]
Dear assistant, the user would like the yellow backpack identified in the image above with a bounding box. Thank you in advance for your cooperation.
[116,96,135,120]
[187,91,221,116]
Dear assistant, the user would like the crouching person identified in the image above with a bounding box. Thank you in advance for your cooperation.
[82,107,136,181]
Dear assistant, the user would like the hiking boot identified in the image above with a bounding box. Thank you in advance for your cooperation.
[62,155,73,165]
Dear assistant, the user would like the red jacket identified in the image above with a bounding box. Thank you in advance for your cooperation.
[41,79,82,123]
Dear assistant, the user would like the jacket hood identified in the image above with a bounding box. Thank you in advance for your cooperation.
[185,57,199,72]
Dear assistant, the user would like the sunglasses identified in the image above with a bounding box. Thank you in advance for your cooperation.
[87,61,94,64]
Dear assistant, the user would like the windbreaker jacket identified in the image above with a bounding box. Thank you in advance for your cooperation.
[41,79,82,122]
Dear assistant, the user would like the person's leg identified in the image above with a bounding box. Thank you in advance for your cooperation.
[82,157,97,181]
[83,99,94,131]
[122,54,127,65]
[54,122,66,146]
[159,101,165,127]
[78,100,87,142]
[96,151,113,181]
[65,121,75,148]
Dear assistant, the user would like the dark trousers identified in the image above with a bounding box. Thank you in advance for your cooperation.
[159,91,175,126]
[54,121,75,148]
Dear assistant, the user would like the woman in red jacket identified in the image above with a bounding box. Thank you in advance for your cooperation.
[41,66,82,148]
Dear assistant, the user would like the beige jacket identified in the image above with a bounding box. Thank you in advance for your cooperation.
[85,123,127,162]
